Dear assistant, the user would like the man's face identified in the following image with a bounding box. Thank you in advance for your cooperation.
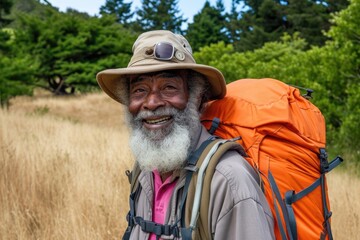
[128,71,189,134]
[126,71,203,173]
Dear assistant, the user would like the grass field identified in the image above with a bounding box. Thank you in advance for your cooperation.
[0,93,358,239]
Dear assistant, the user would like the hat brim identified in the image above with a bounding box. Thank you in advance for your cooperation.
[96,63,226,104]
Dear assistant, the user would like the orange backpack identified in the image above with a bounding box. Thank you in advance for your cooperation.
[200,78,343,240]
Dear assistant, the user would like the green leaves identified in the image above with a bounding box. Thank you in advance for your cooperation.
[186,2,228,52]
[136,0,186,33]
[0,52,36,105]
[100,0,134,26]
[195,34,308,83]
[14,9,136,94]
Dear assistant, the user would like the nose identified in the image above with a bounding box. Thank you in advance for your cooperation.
[143,91,165,111]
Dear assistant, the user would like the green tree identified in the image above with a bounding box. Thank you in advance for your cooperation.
[285,0,338,47]
[0,28,36,105]
[186,1,228,52]
[14,8,136,94]
[194,33,308,83]
[233,0,349,51]
[231,0,284,51]
[136,0,186,33]
[325,0,360,153]
[225,0,241,43]
[99,0,134,27]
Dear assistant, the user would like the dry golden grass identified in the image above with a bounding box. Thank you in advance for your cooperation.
[1,93,133,239]
[328,168,360,240]
[0,92,359,239]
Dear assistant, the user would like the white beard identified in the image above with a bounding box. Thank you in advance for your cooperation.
[129,121,191,172]
[127,101,201,173]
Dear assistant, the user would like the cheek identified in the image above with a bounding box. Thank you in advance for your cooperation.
[176,86,190,109]
[128,100,141,116]
[171,95,188,110]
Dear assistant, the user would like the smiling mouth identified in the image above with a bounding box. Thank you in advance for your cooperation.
[144,116,172,124]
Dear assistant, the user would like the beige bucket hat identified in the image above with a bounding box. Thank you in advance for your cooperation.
[96,30,226,104]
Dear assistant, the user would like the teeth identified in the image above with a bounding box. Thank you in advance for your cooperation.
[145,116,171,124]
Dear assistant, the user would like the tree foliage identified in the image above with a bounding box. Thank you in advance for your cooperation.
[99,0,134,27]
[136,0,186,33]
[230,0,349,51]
[186,1,228,52]
[325,0,360,151]
[14,8,136,94]
[0,28,36,105]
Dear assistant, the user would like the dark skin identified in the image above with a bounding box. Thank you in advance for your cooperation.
[128,71,189,181]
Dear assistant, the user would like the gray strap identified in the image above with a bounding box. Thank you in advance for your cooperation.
[134,216,180,238]
[328,156,343,172]
[283,177,323,240]
[181,228,193,240]
[208,117,220,135]
[320,174,333,240]
[286,178,321,204]
[284,191,298,240]
[268,171,294,240]
[271,188,288,240]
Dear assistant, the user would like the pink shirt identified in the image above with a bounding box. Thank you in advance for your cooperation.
[149,170,177,240]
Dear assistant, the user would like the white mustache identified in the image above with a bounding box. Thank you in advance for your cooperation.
[134,107,179,122]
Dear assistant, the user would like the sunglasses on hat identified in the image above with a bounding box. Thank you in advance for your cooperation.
[153,42,185,61]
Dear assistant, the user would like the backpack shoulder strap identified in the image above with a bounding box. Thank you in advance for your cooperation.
[184,138,245,239]
[123,163,142,240]
[125,162,141,194]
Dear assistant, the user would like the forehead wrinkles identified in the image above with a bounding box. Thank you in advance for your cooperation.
[130,71,185,85]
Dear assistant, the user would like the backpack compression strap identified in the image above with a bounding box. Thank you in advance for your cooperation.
[268,149,343,240]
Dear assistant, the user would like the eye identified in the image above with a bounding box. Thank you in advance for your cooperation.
[133,88,145,93]
[130,85,148,97]
[164,84,177,90]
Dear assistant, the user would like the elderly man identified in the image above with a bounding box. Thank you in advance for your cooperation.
[97,30,274,240]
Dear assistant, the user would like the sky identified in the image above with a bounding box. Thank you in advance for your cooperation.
[46,0,233,24]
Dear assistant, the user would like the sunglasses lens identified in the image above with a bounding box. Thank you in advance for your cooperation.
[154,42,174,60]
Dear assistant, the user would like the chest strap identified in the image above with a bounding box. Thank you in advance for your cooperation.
[134,216,180,238]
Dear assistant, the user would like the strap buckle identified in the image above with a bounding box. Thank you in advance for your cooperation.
[134,217,180,237]
[319,148,329,173]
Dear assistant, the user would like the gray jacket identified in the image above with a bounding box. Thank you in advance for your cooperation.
[127,126,275,239]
